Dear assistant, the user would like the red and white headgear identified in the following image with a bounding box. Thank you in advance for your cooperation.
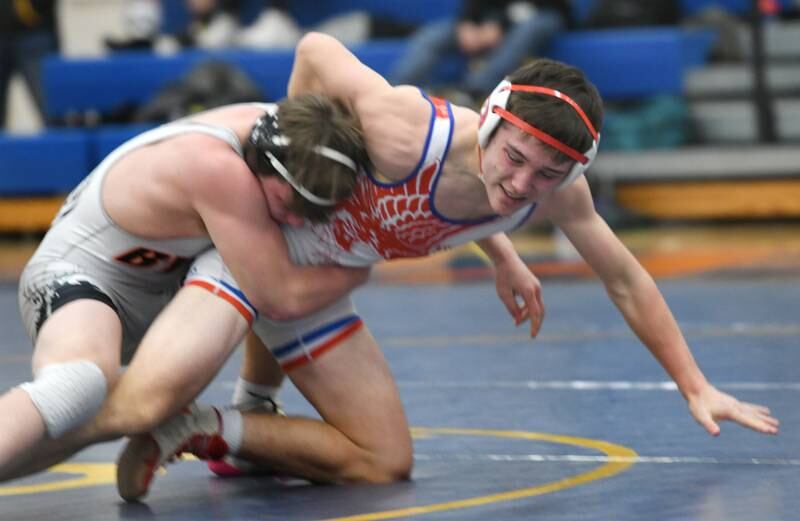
[478,80,600,190]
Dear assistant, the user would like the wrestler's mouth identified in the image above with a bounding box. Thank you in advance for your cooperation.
[500,184,527,201]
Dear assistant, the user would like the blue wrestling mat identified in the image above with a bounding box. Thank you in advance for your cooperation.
[0,275,797,521]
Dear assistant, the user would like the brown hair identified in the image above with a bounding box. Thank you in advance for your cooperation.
[277,93,368,222]
[505,59,603,164]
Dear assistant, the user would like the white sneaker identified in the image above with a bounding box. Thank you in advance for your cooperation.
[117,403,228,502]
[195,12,239,49]
[235,8,301,49]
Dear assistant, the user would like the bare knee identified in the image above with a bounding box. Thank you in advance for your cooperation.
[369,449,413,483]
[346,443,413,484]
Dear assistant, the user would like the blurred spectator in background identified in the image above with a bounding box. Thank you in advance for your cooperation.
[177,0,300,50]
[179,0,240,48]
[107,0,299,52]
[234,0,301,49]
[582,0,679,28]
[107,0,162,51]
[389,0,571,103]
[0,0,58,127]
[178,0,416,51]
[134,61,265,123]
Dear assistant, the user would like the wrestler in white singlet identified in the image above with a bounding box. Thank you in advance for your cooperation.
[189,92,537,370]
[18,117,258,363]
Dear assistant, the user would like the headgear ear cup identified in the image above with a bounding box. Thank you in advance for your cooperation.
[558,135,598,190]
[477,79,600,190]
[478,80,512,149]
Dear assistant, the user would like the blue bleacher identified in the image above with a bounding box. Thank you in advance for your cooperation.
[680,0,794,16]
[41,40,437,119]
[41,28,715,116]
[3,0,739,197]
[547,28,715,98]
[88,123,156,161]
[0,131,89,195]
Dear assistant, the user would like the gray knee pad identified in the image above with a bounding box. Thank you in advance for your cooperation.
[19,360,108,438]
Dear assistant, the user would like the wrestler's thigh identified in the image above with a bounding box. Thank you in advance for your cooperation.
[33,299,122,381]
[120,285,250,410]
[288,326,412,456]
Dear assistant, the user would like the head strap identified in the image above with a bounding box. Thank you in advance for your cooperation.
[249,108,358,206]
[264,150,339,206]
[478,79,600,189]
[506,85,598,140]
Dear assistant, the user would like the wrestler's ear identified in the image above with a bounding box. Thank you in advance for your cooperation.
[284,212,304,229]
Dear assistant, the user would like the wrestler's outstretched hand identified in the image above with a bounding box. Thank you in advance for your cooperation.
[687,383,779,436]
[493,254,544,338]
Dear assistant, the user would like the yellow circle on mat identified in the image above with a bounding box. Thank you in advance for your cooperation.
[0,426,637,521]
[325,427,638,521]
[0,463,116,496]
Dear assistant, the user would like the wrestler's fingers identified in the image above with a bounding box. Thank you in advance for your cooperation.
[514,289,542,338]
[528,295,544,338]
[695,409,721,437]
[742,402,771,415]
[730,407,779,435]
[499,290,524,325]
[741,403,780,428]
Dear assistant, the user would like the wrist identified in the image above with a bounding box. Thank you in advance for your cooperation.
[477,236,516,265]
[677,373,710,401]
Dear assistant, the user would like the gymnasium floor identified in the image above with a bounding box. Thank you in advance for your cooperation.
[0,223,798,521]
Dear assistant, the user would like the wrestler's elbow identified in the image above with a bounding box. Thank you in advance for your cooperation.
[252,299,297,322]
[280,283,320,320]
[297,31,333,57]
[279,276,350,320]
[251,287,307,322]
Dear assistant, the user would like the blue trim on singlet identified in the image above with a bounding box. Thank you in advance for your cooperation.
[363,88,438,188]
[220,279,256,311]
[511,203,538,232]
[358,89,530,228]
[272,314,361,358]
[427,100,498,226]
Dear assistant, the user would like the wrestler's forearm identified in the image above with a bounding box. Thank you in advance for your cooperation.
[476,233,518,266]
[607,269,708,399]
[274,265,370,320]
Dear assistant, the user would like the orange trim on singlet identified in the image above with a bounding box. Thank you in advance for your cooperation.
[430,95,450,119]
[280,319,364,372]
[186,279,255,325]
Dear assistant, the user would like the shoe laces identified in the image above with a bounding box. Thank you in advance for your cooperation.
[172,432,228,461]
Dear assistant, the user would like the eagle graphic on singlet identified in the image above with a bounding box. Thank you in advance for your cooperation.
[328,159,471,260]
[291,92,534,267]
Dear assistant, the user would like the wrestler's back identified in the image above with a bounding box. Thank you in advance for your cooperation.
[103,104,268,242]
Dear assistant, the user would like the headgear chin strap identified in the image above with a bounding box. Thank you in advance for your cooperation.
[478,79,600,190]
[246,107,359,206]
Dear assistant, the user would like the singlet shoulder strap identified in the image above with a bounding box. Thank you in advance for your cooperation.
[414,90,454,177]
[370,90,454,187]
[172,121,244,157]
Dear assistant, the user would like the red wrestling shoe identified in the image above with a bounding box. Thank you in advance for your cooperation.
[117,403,228,502]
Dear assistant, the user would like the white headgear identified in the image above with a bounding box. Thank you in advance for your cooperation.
[478,80,599,190]
[247,105,359,206]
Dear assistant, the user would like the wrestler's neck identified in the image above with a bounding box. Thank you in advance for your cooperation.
[433,108,495,220]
